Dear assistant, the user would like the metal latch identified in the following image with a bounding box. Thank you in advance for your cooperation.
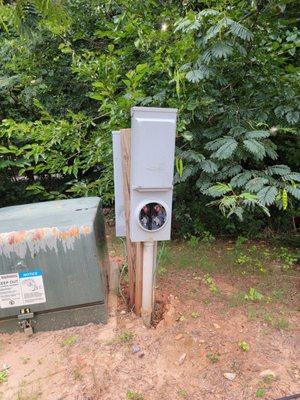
[18,308,34,335]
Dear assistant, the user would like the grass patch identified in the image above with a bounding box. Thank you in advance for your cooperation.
[178,388,188,398]
[203,274,219,294]
[107,330,134,345]
[0,370,7,384]
[206,352,220,363]
[238,341,249,351]
[118,330,134,343]
[191,311,200,318]
[61,336,77,347]
[203,298,211,306]
[271,289,285,300]
[275,317,290,330]
[247,306,260,320]
[256,387,265,398]
[244,288,263,301]
[263,313,290,330]
[263,374,275,384]
[228,291,247,307]
[156,242,169,276]
[126,390,144,400]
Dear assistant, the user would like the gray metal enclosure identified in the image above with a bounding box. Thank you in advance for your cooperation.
[0,197,109,333]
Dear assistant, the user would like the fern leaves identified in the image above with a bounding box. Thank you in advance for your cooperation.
[207,183,232,197]
[210,41,233,59]
[227,20,253,41]
[243,139,266,159]
[203,17,253,44]
[206,137,238,159]
[257,186,278,206]
[186,65,211,82]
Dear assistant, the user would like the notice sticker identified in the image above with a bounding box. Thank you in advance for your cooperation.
[0,270,46,309]
[19,271,46,305]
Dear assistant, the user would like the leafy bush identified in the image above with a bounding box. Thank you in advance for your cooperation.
[0,0,298,236]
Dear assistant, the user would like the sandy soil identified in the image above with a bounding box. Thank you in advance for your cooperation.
[0,240,299,400]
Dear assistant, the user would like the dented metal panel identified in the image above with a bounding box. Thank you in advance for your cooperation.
[0,197,108,331]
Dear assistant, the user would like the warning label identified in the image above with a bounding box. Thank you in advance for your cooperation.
[0,270,46,309]
[0,273,23,308]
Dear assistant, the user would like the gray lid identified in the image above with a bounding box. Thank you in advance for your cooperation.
[0,197,100,233]
[131,106,178,115]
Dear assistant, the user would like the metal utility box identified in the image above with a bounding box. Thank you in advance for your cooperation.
[130,107,178,242]
[0,197,109,333]
[112,131,126,237]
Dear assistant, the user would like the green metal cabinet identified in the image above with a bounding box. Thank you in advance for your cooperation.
[0,197,109,333]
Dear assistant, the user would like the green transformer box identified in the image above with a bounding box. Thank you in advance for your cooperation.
[0,197,109,333]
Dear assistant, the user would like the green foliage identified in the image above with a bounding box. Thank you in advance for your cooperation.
[191,311,199,318]
[236,254,252,265]
[178,388,188,398]
[117,331,134,343]
[201,231,215,243]
[206,352,220,363]
[0,0,298,235]
[156,242,168,275]
[106,330,134,346]
[244,288,263,302]
[235,235,248,249]
[238,341,249,352]
[256,387,265,398]
[203,274,218,293]
[126,391,144,400]
[0,369,8,384]
[187,235,200,247]
[61,335,77,347]
[278,247,297,271]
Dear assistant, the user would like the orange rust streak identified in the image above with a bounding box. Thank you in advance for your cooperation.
[69,227,80,237]
[82,226,91,235]
[0,225,91,246]
[32,228,45,241]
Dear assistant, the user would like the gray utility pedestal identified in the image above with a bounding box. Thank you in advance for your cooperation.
[0,197,109,333]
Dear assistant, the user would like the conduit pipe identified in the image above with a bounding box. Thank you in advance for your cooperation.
[141,241,155,327]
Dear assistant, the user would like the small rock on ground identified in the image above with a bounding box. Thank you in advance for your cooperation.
[223,372,236,381]
[178,353,187,365]
[259,369,276,378]
[132,344,141,354]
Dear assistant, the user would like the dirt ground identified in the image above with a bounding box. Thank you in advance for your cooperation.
[0,236,299,400]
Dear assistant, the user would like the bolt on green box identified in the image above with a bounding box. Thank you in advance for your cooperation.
[0,197,109,333]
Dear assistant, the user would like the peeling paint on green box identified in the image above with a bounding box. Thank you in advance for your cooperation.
[0,225,92,258]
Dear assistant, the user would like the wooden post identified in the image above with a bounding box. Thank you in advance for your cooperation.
[120,129,135,308]
[120,129,143,313]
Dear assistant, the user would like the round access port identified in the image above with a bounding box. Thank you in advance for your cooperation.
[138,202,167,232]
